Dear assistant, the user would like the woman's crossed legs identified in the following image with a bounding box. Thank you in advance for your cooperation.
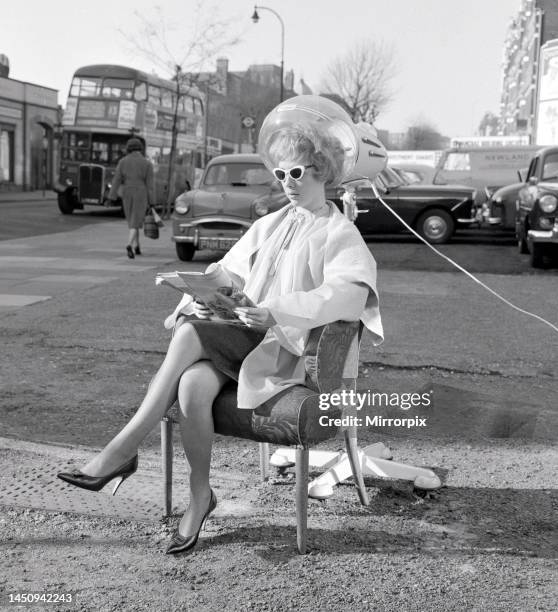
[80,323,227,478]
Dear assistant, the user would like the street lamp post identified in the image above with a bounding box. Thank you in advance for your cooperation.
[251,5,285,103]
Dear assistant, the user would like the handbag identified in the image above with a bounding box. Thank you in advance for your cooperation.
[144,207,159,239]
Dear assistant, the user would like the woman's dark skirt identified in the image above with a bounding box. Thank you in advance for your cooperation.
[189,320,266,381]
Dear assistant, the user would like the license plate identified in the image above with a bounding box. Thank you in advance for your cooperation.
[199,238,237,250]
[82,198,99,204]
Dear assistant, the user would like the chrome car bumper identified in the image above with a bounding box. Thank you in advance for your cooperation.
[487,216,503,225]
[172,216,252,248]
[527,222,558,244]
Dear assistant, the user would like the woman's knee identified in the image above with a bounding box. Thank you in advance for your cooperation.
[177,363,225,418]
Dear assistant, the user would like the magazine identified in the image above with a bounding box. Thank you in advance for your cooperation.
[155,267,255,324]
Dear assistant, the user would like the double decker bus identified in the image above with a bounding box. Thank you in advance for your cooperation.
[56,64,205,214]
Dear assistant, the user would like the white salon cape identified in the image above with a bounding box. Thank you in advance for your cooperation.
[164,201,383,409]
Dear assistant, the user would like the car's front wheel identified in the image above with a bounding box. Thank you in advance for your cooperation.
[176,242,195,261]
[517,222,529,254]
[415,209,455,244]
[529,243,547,268]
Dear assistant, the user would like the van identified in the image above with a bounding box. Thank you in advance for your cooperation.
[432,146,541,202]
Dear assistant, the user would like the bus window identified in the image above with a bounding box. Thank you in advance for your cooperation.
[70,77,102,97]
[183,96,194,114]
[92,141,109,163]
[111,143,126,164]
[162,89,173,108]
[65,132,90,149]
[134,81,147,101]
[101,78,134,99]
[149,85,162,106]
[63,131,91,162]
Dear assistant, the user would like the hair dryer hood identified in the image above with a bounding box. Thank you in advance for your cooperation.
[258,95,387,185]
[258,95,359,183]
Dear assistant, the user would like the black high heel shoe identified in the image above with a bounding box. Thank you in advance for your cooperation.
[57,455,138,496]
[166,489,217,555]
[134,245,142,255]
[126,245,135,259]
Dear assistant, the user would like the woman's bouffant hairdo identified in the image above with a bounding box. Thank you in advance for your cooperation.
[266,124,346,186]
[126,138,143,153]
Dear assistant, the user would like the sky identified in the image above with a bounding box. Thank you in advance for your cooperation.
[2,0,522,138]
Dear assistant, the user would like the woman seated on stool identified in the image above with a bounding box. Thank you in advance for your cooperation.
[58,119,384,555]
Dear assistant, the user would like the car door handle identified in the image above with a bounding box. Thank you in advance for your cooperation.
[357,208,370,214]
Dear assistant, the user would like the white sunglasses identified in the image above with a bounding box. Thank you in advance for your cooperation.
[272,164,314,182]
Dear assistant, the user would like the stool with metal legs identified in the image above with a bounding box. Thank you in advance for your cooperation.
[161,320,368,554]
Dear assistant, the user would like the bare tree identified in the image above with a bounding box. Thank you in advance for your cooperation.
[478,111,500,136]
[120,3,241,216]
[319,41,397,123]
[404,119,448,150]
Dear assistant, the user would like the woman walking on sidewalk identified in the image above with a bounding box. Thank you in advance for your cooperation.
[57,99,384,555]
[109,137,155,259]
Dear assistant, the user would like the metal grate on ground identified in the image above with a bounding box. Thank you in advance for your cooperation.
[0,461,190,521]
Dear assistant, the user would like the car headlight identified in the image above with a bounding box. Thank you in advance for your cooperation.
[539,194,557,213]
[254,201,269,216]
[174,194,190,214]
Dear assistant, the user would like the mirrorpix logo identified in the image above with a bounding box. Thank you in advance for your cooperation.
[317,389,431,429]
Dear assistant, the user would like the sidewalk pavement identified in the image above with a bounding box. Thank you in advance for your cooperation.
[0,221,178,309]
[0,189,57,202]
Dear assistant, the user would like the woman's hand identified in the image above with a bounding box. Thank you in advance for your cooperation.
[234,307,276,329]
[193,299,214,320]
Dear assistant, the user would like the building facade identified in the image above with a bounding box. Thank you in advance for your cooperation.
[499,0,558,142]
[0,57,60,191]
[188,58,296,160]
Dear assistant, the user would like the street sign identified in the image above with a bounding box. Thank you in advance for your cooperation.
[241,116,255,129]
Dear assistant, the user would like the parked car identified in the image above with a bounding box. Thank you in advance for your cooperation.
[481,180,524,231]
[516,146,558,268]
[171,155,478,260]
[327,166,477,244]
[171,153,287,261]
[391,163,437,185]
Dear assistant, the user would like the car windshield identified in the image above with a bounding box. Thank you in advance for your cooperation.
[541,153,558,182]
[204,163,273,187]
[389,167,412,185]
[380,167,406,188]
[397,169,422,184]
